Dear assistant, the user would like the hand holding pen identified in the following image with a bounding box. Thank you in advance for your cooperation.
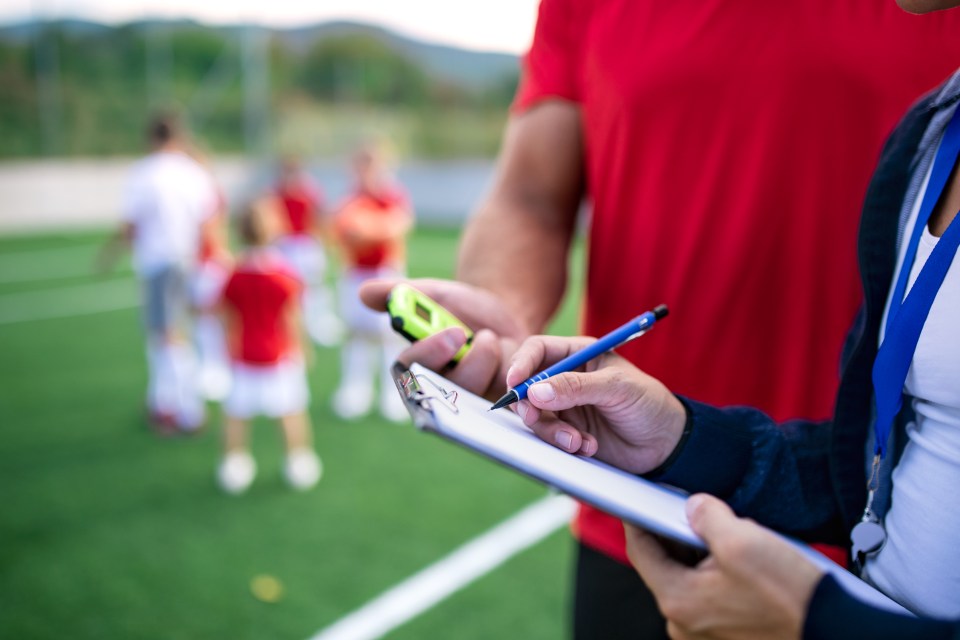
[501,306,689,474]
[492,305,668,410]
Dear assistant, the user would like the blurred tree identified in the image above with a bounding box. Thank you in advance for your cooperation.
[169,27,228,83]
[0,40,38,155]
[480,71,520,109]
[297,35,430,106]
[0,22,517,158]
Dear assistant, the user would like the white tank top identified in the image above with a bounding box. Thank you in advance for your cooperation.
[865,158,960,618]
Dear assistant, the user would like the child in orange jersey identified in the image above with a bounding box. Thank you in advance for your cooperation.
[331,144,412,422]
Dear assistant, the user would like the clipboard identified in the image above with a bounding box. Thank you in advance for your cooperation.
[392,362,912,615]
[395,361,704,548]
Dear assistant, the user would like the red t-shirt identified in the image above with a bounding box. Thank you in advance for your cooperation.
[335,188,411,269]
[277,178,324,236]
[515,0,960,565]
[221,251,302,365]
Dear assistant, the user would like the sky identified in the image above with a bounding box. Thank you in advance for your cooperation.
[2,0,541,54]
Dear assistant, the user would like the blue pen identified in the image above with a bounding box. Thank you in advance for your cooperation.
[490,304,669,411]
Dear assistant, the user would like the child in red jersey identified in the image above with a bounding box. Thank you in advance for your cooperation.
[217,197,321,494]
[273,156,343,347]
[331,143,412,422]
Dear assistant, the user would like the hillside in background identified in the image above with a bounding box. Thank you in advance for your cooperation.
[275,21,519,89]
[0,18,521,159]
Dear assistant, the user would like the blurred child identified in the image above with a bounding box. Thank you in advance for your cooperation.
[331,143,412,422]
[187,147,232,402]
[99,113,216,433]
[273,156,343,347]
[217,197,321,494]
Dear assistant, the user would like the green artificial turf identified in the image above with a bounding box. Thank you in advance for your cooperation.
[0,226,585,639]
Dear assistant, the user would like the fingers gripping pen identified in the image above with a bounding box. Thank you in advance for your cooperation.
[490,304,669,411]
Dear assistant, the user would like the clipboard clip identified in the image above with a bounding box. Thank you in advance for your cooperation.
[396,368,460,414]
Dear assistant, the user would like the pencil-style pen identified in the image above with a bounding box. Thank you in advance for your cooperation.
[489,304,669,411]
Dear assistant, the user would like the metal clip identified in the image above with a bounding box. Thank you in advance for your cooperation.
[851,453,886,572]
[415,374,460,414]
[867,453,881,494]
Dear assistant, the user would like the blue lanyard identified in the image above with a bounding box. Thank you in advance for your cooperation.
[871,106,960,460]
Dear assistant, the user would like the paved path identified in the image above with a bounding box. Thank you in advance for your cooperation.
[0,157,494,234]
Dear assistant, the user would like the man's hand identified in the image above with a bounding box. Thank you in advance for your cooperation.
[625,494,824,640]
[94,224,132,275]
[508,335,687,474]
[360,278,529,399]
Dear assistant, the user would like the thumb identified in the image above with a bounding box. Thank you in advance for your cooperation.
[359,278,403,312]
[685,494,741,547]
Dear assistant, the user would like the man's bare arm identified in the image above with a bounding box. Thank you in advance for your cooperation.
[457,101,584,335]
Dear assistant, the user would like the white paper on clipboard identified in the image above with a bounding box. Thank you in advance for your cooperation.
[393,362,910,615]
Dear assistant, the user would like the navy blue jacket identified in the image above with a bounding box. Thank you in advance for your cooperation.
[650,74,960,638]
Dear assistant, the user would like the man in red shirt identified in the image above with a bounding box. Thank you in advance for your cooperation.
[363,2,960,637]
[274,156,343,347]
[218,197,321,494]
[99,114,219,434]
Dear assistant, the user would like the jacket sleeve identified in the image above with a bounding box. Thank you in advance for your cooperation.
[649,397,844,542]
[803,575,960,640]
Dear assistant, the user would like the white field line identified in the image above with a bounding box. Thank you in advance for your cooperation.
[0,244,106,284]
[308,494,575,640]
[0,279,138,325]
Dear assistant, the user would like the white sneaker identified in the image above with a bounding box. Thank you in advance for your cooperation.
[218,452,256,494]
[284,449,322,490]
[332,384,373,420]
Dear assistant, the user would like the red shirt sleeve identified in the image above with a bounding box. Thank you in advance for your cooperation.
[289,273,303,300]
[221,272,241,308]
[277,268,303,302]
[512,0,584,113]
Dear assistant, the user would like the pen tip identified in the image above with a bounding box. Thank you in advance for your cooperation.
[489,389,519,411]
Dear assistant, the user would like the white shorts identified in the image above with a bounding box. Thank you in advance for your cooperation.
[276,235,326,285]
[223,359,309,419]
[191,260,230,310]
[339,267,401,336]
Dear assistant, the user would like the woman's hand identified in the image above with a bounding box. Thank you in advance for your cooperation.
[507,335,688,474]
